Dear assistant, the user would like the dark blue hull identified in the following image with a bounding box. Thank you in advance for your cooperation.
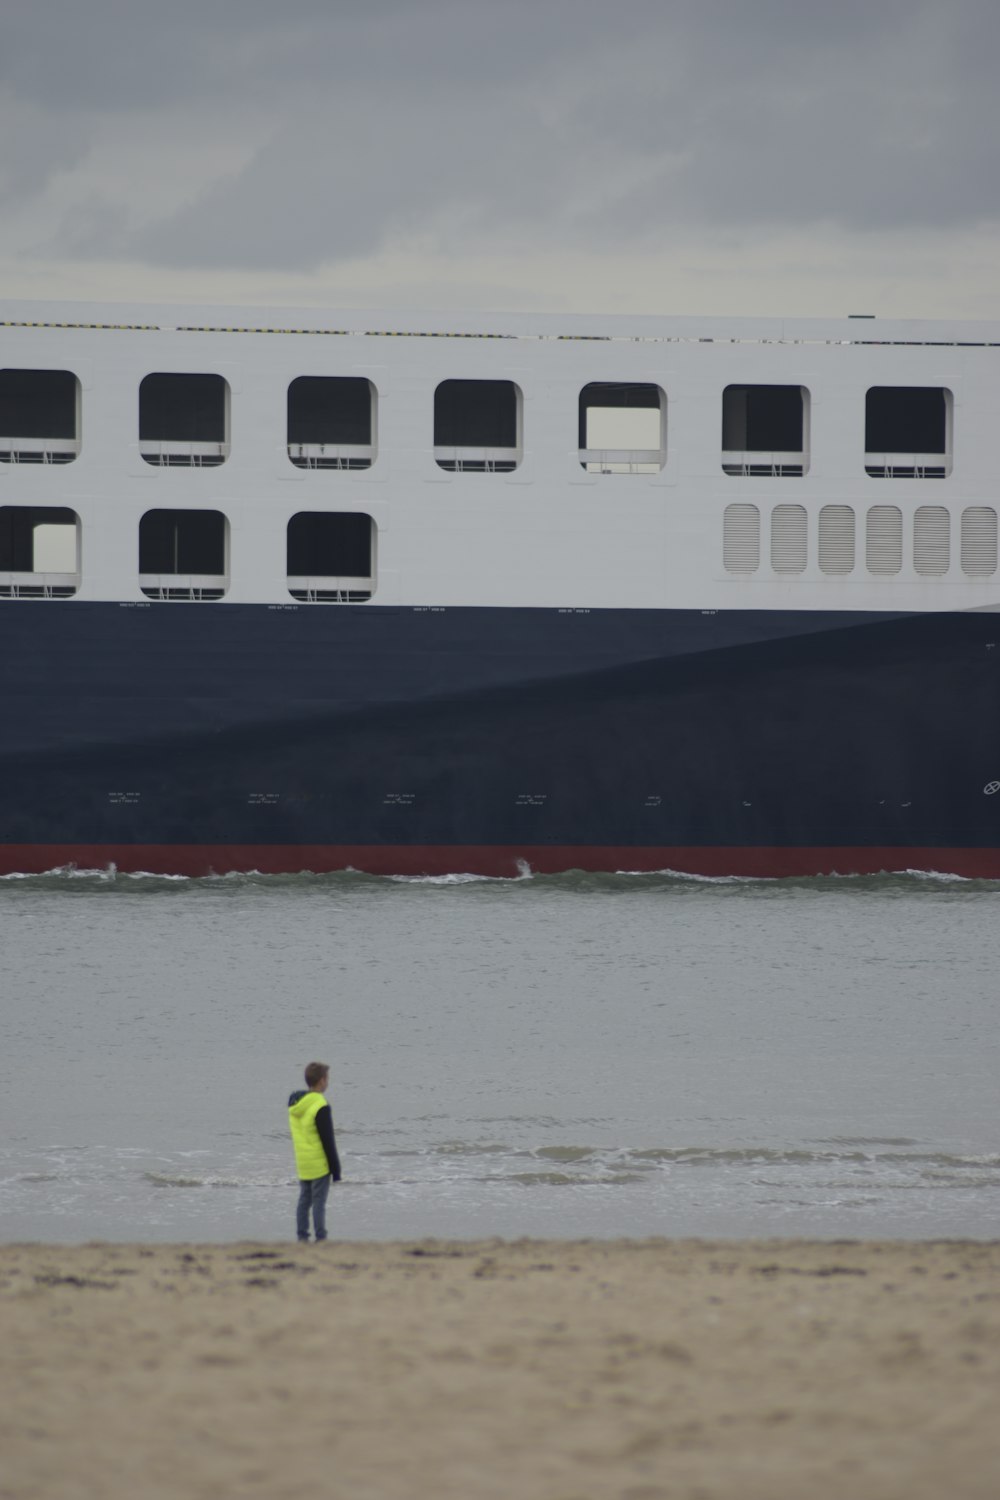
[2,600,999,875]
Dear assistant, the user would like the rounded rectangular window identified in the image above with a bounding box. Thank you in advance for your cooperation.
[287,512,375,602]
[723,385,809,476]
[865,387,952,478]
[287,377,376,470]
[0,505,80,597]
[770,504,807,574]
[139,509,229,600]
[866,505,902,575]
[818,505,855,575]
[0,369,80,464]
[434,380,521,472]
[139,373,229,467]
[961,507,998,578]
[723,504,760,573]
[913,505,950,576]
[578,383,665,473]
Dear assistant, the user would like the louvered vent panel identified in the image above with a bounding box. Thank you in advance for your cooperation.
[961,507,997,578]
[866,505,903,575]
[913,505,950,576]
[770,504,807,574]
[723,504,760,573]
[818,505,855,575]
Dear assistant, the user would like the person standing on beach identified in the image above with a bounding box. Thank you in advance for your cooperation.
[288,1061,342,1242]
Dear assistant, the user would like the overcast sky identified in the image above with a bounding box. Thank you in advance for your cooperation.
[2,0,998,318]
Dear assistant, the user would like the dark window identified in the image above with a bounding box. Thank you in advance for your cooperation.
[139,509,228,600]
[722,385,807,475]
[287,512,374,602]
[0,369,79,463]
[287,377,375,469]
[865,387,950,477]
[139,373,229,466]
[434,380,520,471]
[0,505,80,597]
[578,383,665,472]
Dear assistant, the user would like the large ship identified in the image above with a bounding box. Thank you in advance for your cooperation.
[1,300,999,878]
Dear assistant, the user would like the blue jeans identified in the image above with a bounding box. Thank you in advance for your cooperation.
[296,1174,331,1241]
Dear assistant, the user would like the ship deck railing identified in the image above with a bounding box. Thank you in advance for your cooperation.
[864,452,950,478]
[139,573,228,601]
[0,570,80,598]
[287,443,374,471]
[0,437,80,465]
[433,446,520,473]
[579,447,664,474]
[287,575,374,603]
[139,440,229,467]
[722,449,807,477]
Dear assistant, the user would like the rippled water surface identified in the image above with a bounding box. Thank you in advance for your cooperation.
[1,866,997,1242]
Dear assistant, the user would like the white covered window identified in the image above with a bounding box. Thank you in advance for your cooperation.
[770,504,807,573]
[0,369,80,464]
[723,504,760,573]
[913,505,950,576]
[818,505,855,575]
[0,505,80,597]
[578,383,665,473]
[139,373,229,467]
[961,507,997,578]
[866,505,903,575]
[139,508,229,600]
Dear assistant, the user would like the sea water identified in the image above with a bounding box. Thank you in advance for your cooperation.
[0,868,997,1243]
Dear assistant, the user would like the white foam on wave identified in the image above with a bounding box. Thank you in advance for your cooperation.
[615,867,774,883]
[2,861,997,890]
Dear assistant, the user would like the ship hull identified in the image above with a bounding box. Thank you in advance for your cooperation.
[2,601,999,877]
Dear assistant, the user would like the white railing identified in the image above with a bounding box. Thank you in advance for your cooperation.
[139,573,228,600]
[0,570,80,598]
[0,436,79,464]
[287,575,373,603]
[579,447,664,474]
[139,440,228,467]
[722,449,806,476]
[433,446,519,472]
[864,451,949,478]
[287,442,374,470]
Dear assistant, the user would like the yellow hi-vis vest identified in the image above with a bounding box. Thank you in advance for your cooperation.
[288,1091,330,1180]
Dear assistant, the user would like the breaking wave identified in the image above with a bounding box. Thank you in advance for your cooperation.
[3,867,999,896]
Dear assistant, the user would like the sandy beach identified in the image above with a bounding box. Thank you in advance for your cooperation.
[1,1238,998,1500]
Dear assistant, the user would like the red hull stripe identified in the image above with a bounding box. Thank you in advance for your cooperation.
[1,844,998,879]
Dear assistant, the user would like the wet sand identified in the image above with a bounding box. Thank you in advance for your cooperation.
[2,1238,998,1499]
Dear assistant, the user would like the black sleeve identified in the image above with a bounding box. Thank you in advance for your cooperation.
[314,1104,342,1181]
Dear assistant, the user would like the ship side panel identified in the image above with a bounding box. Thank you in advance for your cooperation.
[1,601,999,875]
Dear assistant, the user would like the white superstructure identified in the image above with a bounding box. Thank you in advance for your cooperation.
[1,300,998,612]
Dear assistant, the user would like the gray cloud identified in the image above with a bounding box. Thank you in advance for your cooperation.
[0,94,90,202]
[5,1,999,273]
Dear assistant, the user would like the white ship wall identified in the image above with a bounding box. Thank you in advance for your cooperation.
[1,301,998,612]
